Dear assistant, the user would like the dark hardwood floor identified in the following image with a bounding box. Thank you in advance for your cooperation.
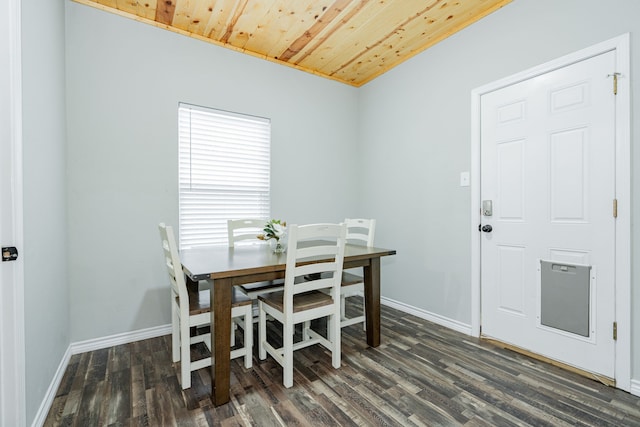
[44,299,640,426]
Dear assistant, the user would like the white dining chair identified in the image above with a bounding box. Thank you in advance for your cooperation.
[258,223,346,388]
[340,218,376,328]
[158,222,253,389]
[228,218,285,298]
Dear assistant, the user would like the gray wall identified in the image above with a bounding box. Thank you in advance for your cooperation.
[65,2,360,342]
[21,0,69,423]
[358,0,639,375]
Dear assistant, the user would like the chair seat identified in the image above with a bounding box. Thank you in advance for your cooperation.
[314,271,362,287]
[341,272,363,287]
[240,279,284,295]
[187,288,252,315]
[258,290,334,313]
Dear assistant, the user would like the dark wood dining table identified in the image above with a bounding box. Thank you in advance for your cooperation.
[180,242,397,406]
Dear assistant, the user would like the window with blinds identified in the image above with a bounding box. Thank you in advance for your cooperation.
[178,103,271,248]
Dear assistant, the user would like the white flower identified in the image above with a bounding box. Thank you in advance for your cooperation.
[272,223,285,239]
[257,219,287,241]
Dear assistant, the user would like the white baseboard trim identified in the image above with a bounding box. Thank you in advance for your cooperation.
[70,324,171,355]
[32,324,171,427]
[31,346,72,427]
[380,296,472,336]
[630,379,640,397]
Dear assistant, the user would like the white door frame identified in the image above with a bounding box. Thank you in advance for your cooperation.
[0,0,26,424]
[470,34,631,391]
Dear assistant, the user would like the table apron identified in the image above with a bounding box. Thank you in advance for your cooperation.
[228,271,284,286]
[204,258,372,287]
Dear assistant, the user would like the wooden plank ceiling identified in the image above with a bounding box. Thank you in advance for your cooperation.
[74,0,512,87]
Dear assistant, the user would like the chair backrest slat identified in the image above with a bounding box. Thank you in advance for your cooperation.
[294,276,337,294]
[227,218,268,248]
[296,244,340,260]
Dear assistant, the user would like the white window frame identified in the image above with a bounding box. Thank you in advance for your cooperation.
[178,103,271,248]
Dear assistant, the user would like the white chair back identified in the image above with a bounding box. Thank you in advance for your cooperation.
[227,218,267,247]
[228,218,285,298]
[340,218,376,329]
[345,218,375,247]
[283,223,347,304]
[159,223,188,303]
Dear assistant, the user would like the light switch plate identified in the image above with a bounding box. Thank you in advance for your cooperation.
[460,171,470,187]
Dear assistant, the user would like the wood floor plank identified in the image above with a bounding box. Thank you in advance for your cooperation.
[43,297,640,426]
[105,368,131,424]
[309,392,361,427]
[72,380,106,427]
[232,390,279,427]
[44,395,68,427]
[61,387,84,419]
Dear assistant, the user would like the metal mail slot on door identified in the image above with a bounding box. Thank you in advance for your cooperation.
[540,260,591,337]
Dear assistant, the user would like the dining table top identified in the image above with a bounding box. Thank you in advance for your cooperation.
[181,242,397,281]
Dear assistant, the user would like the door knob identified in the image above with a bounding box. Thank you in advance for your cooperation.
[481,225,493,233]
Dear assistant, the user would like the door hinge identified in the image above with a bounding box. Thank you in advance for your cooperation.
[608,72,621,95]
[613,198,618,218]
[613,322,618,341]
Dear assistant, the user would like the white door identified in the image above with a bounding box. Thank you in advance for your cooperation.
[480,50,616,378]
[1,0,25,424]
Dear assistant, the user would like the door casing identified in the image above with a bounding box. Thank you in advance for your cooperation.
[470,34,631,391]
[0,0,25,424]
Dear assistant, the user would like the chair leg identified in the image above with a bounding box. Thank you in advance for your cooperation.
[231,322,236,347]
[180,319,191,389]
[172,306,180,363]
[302,320,311,341]
[258,301,267,360]
[340,293,367,330]
[283,320,294,388]
[243,308,253,369]
[330,312,341,369]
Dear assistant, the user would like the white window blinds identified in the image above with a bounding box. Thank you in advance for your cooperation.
[178,103,271,248]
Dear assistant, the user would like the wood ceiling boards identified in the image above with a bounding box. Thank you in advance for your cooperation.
[73,0,512,87]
